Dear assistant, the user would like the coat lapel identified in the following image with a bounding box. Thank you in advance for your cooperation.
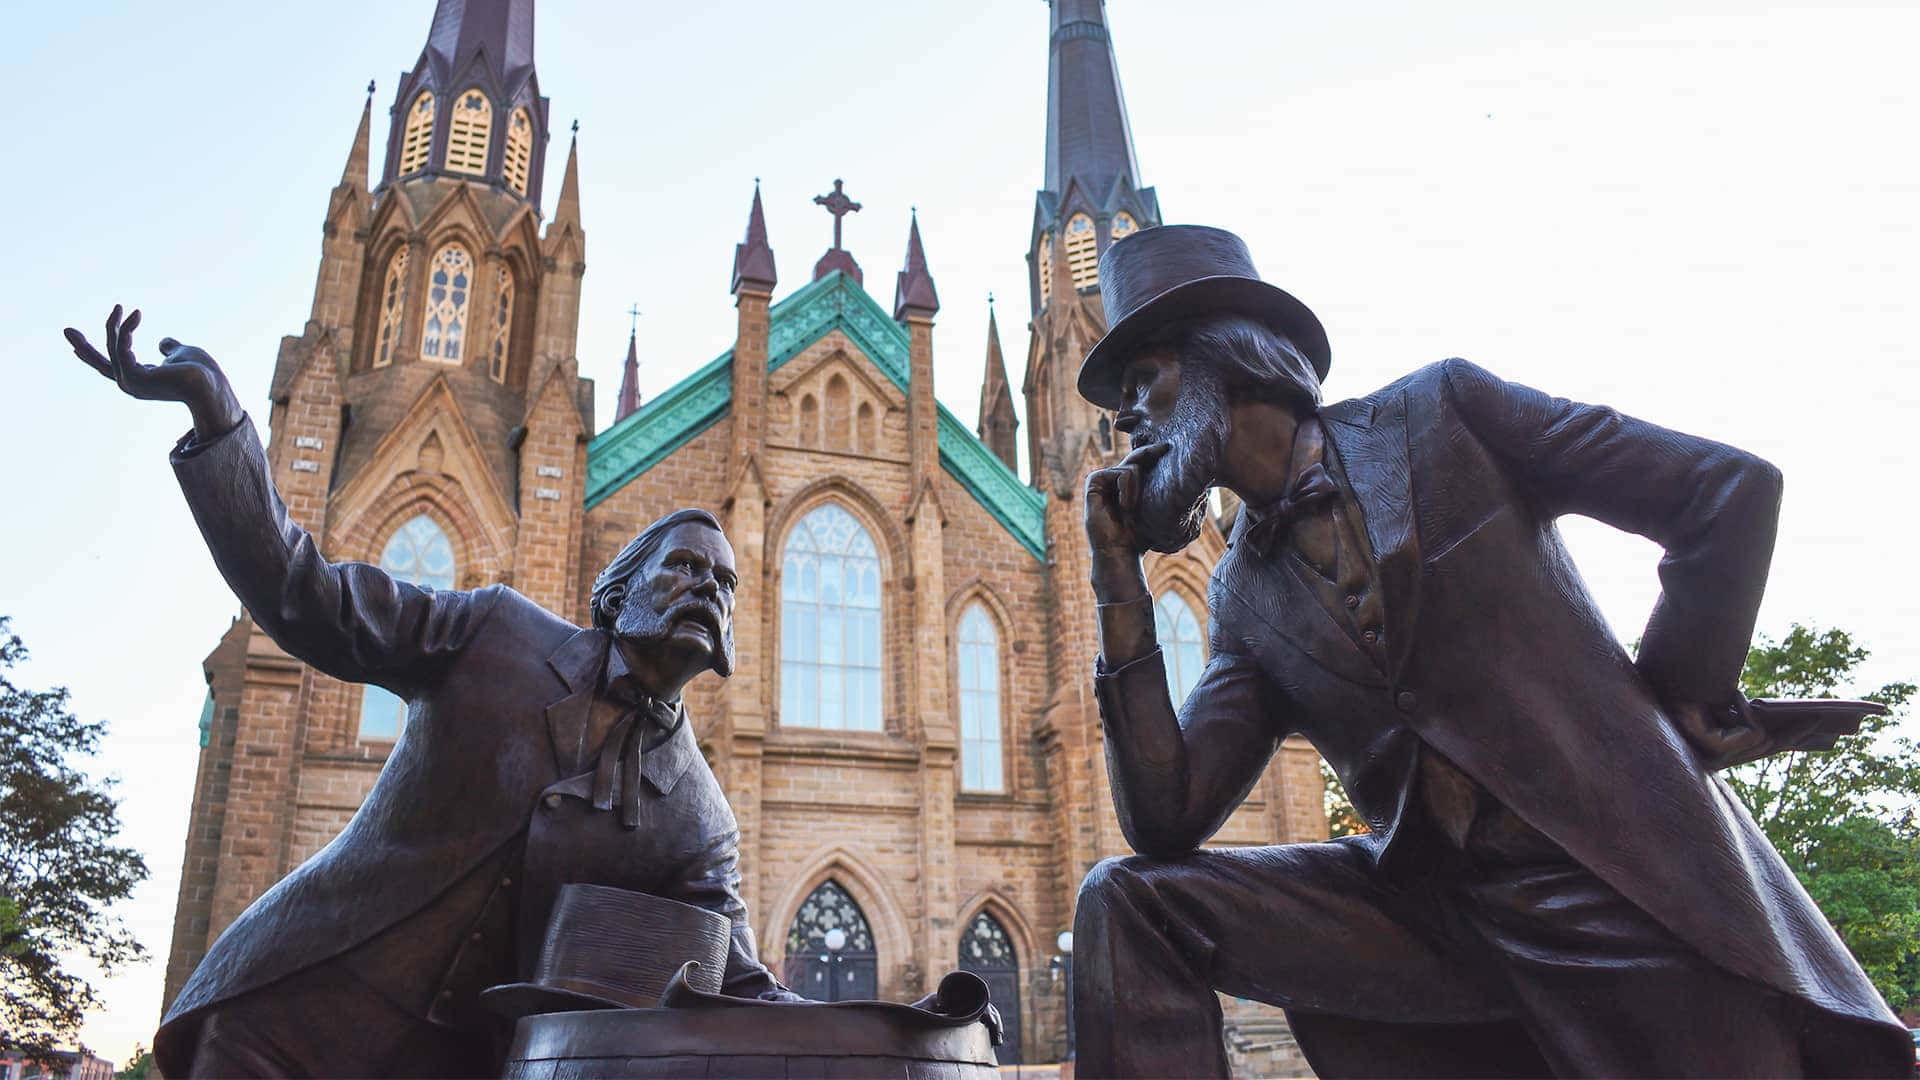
[1322,391,1424,681]
[543,627,607,775]
[642,706,697,797]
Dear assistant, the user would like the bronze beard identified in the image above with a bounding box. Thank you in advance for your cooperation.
[612,590,736,678]
[1134,361,1230,554]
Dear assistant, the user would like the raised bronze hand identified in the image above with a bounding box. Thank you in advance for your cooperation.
[64,304,244,440]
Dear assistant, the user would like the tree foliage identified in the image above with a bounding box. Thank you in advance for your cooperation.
[1724,624,1920,1012]
[0,616,150,1053]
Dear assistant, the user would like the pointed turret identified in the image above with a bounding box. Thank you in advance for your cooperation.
[977,300,1020,473]
[615,328,642,421]
[551,128,581,227]
[379,0,551,208]
[732,183,778,295]
[342,82,373,191]
[893,212,940,321]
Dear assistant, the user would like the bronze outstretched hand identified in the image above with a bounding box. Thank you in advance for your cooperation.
[65,304,243,440]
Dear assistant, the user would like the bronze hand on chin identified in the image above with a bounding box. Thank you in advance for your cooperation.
[1084,441,1171,668]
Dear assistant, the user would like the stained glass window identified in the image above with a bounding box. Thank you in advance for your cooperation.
[959,911,1016,970]
[957,604,1002,791]
[420,245,472,363]
[781,504,882,730]
[373,245,409,368]
[358,515,455,739]
[784,880,877,1002]
[398,91,435,176]
[1155,591,1206,706]
[444,89,492,176]
[488,264,513,382]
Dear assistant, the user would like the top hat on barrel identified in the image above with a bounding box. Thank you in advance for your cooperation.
[480,883,732,1018]
[1076,224,1331,410]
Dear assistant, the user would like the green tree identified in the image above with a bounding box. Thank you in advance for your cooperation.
[115,1044,155,1080]
[0,616,150,1053]
[1724,624,1920,1011]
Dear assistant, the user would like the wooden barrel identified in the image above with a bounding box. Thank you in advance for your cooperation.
[502,1003,1000,1078]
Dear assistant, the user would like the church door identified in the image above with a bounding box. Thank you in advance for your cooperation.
[959,911,1022,1064]
[785,880,878,1002]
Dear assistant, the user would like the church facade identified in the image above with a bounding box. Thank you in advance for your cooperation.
[163,0,1327,1063]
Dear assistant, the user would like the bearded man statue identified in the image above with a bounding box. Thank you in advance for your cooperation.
[63,309,798,1078]
[1069,227,1912,1078]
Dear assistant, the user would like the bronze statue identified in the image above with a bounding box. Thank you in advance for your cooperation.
[65,309,799,1077]
[1070,228,1915,1078]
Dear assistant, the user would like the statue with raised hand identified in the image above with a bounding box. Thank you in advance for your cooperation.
[66,308,800,1078]
[1066,229,1912,1078]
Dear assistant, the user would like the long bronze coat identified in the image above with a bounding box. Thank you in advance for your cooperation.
[1099,359,1907,1063]
[152,418,777,1076]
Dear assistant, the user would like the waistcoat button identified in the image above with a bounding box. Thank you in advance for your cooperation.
[1396,690,1417,712]
[543,793,563,810]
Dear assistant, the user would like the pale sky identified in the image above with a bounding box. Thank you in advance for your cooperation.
[4,1,1916,1065]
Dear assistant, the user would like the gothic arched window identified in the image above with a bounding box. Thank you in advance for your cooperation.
[444,89,492,176]
[959,911,1023,1064]
[785,880,877,1002]
[781,504,882,731]
[420,244,473,363]
[373,244,409,368]
[957,604,1003,792]
[488,264,514,382]
[398,91,435,176]
[1065,214,1099,289]
[503,108,534,195]
[359,514,456,739]
[1110,212,1139,242]
[1155,591,1206,706]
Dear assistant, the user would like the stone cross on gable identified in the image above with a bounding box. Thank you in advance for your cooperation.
[813,179,862,251]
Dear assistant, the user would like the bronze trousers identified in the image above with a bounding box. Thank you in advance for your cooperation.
[1071,835,1819,1079]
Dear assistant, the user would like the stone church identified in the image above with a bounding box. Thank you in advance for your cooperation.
[163,0,1327,1064]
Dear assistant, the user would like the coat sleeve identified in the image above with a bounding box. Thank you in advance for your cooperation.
[1437,358,1783,705]
[170,416,501,694]
[1095,618,1285,857]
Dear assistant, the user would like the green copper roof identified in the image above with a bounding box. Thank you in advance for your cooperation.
[586,271,1046,559]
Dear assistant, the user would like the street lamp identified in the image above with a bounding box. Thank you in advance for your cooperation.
[822,927,848,1002]
[1055,930,1075,1063]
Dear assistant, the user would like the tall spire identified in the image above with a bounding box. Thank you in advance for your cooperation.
[977,298,1019,473]
[732,181,778,295]
[426,0,537,87]
[893,211,940,321]
[615,326,641,421]
[380,0,550,206]
[1044,0,1142,200]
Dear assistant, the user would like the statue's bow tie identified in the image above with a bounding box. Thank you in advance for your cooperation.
[1242,462,1340,557]
[592,689,680,829]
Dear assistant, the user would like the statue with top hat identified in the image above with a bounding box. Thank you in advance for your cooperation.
[1069,224,1911,1078]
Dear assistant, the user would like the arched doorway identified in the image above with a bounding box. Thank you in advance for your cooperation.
[785,880,878,1002]
[959,910,1022,1064]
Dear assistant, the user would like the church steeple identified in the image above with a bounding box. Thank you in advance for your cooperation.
[977,298,1019,474]
[1027,0,1158,315]
[379,0,551,210]
[615,325,642,421]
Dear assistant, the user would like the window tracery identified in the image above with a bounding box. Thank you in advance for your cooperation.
[503,108,533,195]
[398,91,435,176]
[420,245,472,363]
[781,504,882,731]
[1155,590,1206,705]
[373,245,410,368]
[488,264,513,382]
[445,89,493,176]
[1065,213,1099,288]
[957,604,1003,791]
[359,515,455,739]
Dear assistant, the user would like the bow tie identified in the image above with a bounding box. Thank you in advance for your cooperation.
[1242,462,1340,558]
[592,685,680,830]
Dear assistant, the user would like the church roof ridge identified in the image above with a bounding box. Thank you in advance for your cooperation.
[585,270,1044,557]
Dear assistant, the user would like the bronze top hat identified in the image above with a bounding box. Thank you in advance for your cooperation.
[480,883,732,1019]
[1077,224,1331,410]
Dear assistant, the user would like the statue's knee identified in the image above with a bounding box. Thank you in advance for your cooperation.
[1079,854,1151,909]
